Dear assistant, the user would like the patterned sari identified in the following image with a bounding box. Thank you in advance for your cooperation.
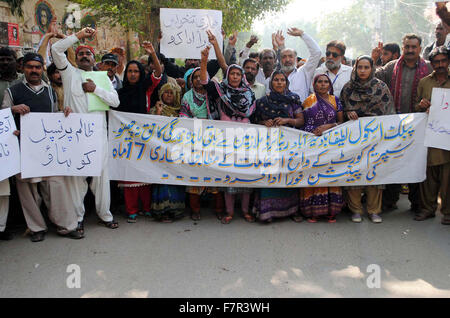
[299,74,344,219]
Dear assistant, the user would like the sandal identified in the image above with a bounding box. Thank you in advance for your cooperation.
[98,219,119,229]
[221,216,233,224]
[161,216,173,223]
[216,211,223,221]
[328,217,337,224]
[291,215,304,223]
[243,213,255,223]
[127,214,137,223]
[307,217,317,223]
[414,212,435,221]
[76,221,84,235]
[191,212,201,221]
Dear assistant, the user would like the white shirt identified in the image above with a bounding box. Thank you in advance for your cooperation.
[284,33,322,102]
[250,82,266,100]
[51,35,120,166]
[312,63,353,99]
[51,35,120,115]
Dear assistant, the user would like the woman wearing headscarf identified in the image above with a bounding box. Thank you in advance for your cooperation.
[150,82,186,222]
[251,70,304,223]
[180,67,224,221]
[340,55,395,224]
[299,74,344,223]
[116,59,162,223]
[199,31,256,224]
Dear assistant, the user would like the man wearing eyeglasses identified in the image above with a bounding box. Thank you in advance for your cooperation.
[312,41,352,99]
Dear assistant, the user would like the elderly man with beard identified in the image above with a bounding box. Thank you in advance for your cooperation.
[278,27,321,102]
[414,46,450,224]
[375,33,433,214]
[312,41,352,98]
[243,58,265,99]
[51,27,120,234]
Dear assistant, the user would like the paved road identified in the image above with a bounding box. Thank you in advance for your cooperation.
[0,195,449,298]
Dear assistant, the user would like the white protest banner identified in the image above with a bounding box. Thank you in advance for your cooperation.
[0,108,20,181]
[109,111,428,188]
[20,113,103,178]
[424,87,450,151]
[160,8,223,59]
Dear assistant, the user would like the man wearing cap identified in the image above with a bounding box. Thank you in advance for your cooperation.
[1,53,81,242]
[99,53,122,90]
[51,27,120,234]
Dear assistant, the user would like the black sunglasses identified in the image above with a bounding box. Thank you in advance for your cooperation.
[326,51,340,58]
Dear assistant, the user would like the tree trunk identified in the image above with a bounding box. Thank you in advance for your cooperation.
[138,7,160,46]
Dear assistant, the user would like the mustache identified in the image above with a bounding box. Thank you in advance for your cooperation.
[30,72,40,77]
[80,58,90,62]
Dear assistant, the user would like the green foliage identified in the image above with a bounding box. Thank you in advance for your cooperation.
[1,0,24,17]
[316,0,432,57]
[74,0,291,39]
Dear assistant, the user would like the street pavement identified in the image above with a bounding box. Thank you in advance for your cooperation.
[0,194,449,298]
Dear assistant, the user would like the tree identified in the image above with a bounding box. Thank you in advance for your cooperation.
[316,0,434,57]
[75,0,291,45]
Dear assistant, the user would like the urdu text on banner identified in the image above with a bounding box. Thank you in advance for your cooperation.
[108,111,428,188]
[0,108,20,181]
[160,8,223,59]
[20,113,104,178]
[424,87,450,151]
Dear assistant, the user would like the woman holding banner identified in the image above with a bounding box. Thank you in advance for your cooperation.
[180,67,225,221]
[251,70,304,223]
[199,31,256,224]
[340,56,395,223]
[299,74,344,223]
[149,83,186,222]
[116,42,162,223]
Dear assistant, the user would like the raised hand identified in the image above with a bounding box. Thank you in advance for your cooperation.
[76,27,96,40]
[229,31,238,47]
[371,42,383,62]
[201,46,211,60]
[246,35,258,48]
[275,30,285,47]
[271,33,278,50]
[287,27,304,37]
[142,41,156,55]
[206,30,217,46]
